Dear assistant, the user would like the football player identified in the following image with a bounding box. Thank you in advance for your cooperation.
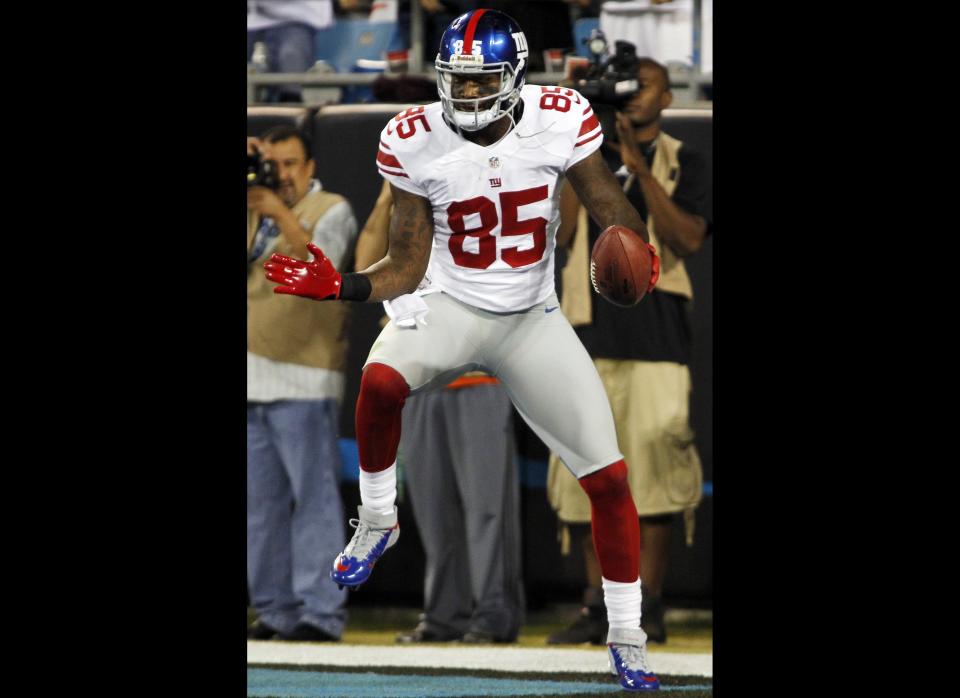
[263,9,661,692]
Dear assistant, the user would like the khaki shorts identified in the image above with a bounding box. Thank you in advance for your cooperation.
[547,358,703,526]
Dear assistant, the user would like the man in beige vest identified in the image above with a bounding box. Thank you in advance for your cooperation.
[547,57,711,645]
[246,125,358,642]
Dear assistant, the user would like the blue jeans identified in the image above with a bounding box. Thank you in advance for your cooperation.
[247,22,317,101]
[247,399,347,637]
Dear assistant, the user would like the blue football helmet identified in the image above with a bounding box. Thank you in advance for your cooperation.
[435,9,529,131]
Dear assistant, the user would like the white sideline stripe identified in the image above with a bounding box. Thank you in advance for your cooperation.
[247,642,712,677]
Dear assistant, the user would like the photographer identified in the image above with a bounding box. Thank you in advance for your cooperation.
[246,125,358,642]
[547,53,711,645]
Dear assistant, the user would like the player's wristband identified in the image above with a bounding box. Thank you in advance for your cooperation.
[339,273,372,301]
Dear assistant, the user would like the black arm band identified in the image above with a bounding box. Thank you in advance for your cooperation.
[339,273,372,302]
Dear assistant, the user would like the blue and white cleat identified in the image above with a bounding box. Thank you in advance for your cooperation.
[331,505,400,589]
[607,627,660,691]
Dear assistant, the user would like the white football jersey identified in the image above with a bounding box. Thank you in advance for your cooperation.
[376,84,603,312]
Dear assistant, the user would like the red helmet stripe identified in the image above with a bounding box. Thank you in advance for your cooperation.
[462,9,488,53]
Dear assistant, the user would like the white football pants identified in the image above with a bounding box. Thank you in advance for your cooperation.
[364,291,623,478]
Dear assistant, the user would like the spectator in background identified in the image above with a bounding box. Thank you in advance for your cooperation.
[247,1,338,101]
[336,1,475,68]
[599,0,712,71]
[361,2,577,73]
[353,182,525,644]
[546,56,710,645]
[246,125,359,641]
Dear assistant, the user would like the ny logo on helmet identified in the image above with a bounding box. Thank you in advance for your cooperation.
[512,32,528,59]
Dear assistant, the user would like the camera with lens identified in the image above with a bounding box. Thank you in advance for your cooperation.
[574,31,644,144]
[246,150,279,189]
[575,31,642,109]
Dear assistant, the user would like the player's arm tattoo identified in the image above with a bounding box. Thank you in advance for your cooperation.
[360,183,433,301]
[566,150,650,243]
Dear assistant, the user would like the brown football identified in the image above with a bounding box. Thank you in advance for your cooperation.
[590,225,652,307]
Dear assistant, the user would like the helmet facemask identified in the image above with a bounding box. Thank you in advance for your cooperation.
[436,59,521,132]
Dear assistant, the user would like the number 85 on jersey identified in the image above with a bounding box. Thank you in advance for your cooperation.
[446,184,553,270]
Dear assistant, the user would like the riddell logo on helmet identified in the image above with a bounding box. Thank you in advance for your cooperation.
[451,54,483,67]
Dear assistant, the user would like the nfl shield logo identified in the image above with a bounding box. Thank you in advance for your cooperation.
[489,156,500,169]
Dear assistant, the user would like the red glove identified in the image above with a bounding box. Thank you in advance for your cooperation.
[263,242,342,300]
[646,242,661,293]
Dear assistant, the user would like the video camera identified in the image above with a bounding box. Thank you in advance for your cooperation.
[246,150,279,189]
[571,31,644,151]
[575,31,642,109]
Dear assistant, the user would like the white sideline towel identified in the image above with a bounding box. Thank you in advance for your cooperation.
[383,294,430,327]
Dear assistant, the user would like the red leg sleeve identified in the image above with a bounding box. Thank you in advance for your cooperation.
[355,362,410,473]
[578,460,641,583]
